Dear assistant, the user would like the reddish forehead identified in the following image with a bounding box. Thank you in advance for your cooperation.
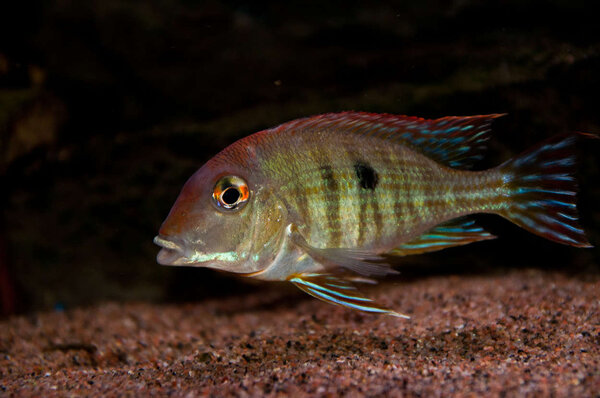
[207,131,268,170]
[158,192,195,236]
[159,131,268,237]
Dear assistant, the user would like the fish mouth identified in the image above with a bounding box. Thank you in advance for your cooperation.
[153,235,188,265]
[153,235,238,269]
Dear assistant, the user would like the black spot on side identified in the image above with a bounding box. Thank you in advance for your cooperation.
[354,162,379,190]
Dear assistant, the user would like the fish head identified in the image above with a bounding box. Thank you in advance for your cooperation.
[154,153,287,274]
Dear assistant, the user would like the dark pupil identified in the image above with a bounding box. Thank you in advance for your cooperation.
[222,187,240,205]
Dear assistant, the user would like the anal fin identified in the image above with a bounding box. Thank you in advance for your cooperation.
[289,273,409,318]
[389,217,496,256]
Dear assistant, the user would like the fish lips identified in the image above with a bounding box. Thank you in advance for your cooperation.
[153,235,190,266]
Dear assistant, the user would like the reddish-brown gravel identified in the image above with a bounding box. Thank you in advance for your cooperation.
[1,269,599,396]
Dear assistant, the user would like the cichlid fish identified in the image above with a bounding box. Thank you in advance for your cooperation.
[154,112,594,317]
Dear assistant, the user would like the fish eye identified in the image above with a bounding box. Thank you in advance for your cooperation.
[221,187,240,205]
[213,176,250,211]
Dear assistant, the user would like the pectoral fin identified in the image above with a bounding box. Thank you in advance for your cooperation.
[288,273,409,318]
[288,225,398,277]
[389,217,496,256]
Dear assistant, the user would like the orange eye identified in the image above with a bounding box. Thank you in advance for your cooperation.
[213,176,250,210]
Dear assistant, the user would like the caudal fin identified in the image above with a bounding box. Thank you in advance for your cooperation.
[498,133,594,247]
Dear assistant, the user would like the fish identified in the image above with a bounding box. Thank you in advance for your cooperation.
[154,112,594,318]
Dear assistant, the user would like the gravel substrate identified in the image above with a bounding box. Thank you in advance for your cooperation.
[1,269,599,396]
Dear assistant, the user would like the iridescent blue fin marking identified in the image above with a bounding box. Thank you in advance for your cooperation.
[289,273,410,318]
[289,225,398,277]
[275,112,505,169]
[388,217,496,256]
[393,114,506,169]
[499,133,595,247]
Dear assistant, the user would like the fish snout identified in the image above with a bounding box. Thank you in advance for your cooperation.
[153,235,187,265]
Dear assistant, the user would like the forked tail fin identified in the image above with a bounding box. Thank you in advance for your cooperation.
[498,133,595,247]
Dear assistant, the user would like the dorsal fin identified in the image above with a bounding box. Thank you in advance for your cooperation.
[389,217,496,257]
[275,112,505,169]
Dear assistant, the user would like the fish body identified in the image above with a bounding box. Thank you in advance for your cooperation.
[155,112,593,317]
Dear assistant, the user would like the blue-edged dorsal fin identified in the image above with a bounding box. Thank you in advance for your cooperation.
[395,114,506,169]
[288,273,409,318]
[389,217,496,257]
[288,224,398,277]
[278,112,505,169]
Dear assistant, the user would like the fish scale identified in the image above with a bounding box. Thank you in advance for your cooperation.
[262,131,499,252]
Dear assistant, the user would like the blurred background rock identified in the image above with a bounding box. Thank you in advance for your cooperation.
[0,0,598,315]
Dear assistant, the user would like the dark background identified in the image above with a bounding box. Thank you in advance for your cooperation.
[0,0,598,316]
